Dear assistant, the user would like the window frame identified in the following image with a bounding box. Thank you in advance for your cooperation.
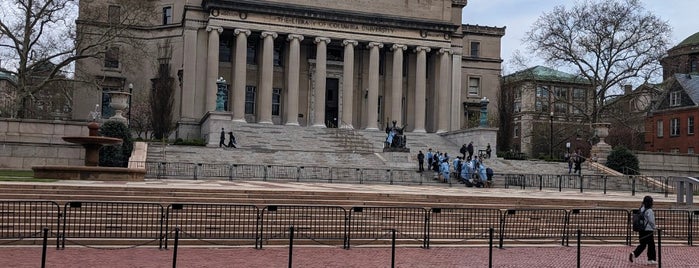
[162,6,173,25]
[689,116,695,135]
[670,91,681,106]
[272,88,281,116]
[670,118,680,137]
[108,5,121,24]
[104,46,120,69]
[244,86,256,114]
[470,41,480,57]
[656,120,663,137]
[468,77,480,96]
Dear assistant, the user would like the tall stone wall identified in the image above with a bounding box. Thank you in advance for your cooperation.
[0,119,87,169]
[636,151,699,177]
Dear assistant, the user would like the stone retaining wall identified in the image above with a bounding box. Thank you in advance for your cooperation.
[0,119,88,169]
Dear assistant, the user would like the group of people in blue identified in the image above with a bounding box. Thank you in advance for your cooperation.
[417,145,494,187]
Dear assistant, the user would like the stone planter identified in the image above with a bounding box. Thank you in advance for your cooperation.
[590,122,612,164]
[105,91,130,123]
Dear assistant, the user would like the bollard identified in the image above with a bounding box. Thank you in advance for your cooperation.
[577,229,581,268]
[41,227,48,268]
[489,228,494,268]
[172,228,180,268]
[289,226,294,268]
[391,229,396,268]
[658,229,662,268]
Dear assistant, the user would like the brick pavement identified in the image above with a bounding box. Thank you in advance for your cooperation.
[2,245,697,267]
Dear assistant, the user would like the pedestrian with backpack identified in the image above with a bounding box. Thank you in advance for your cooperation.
[629,196,656,265]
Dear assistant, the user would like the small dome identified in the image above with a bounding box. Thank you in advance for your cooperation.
[677,32,699,47]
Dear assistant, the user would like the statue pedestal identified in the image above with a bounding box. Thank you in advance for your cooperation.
[200,111,233,147]
[383,147,410,153]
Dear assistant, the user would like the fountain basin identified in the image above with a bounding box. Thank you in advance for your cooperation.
[62,136,122,166]
[32,165,145,181]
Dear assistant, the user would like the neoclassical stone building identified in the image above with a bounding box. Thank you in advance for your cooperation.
[73,0,504,141]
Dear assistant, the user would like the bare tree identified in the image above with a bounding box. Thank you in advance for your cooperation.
[150,62,174,140]
[523,0,671,124]
[0,0,154,118]
[128,88,152,139]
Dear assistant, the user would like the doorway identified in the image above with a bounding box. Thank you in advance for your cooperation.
[325,78,339,128]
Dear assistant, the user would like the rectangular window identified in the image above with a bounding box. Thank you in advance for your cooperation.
[514,101,521,113]
[246,42,257,65]
[670,91,681,106]
[515,88,522,99]
[245,86,256,114]
[468,77,480,96]
[219,39,231,62]
[689,116,695,135]
[573,88,585,101]
[689,147,695,154]
[104,47,119,68]
[162,6,173,25]
[535,86,550,112]
[554,102,567,114]
[514,123,520,138]
[656,120,663,137]
[273,44,283,67]
[671,118,680,136]
[272,88,281,116]
[328,47,343,62]
[108,5,121,24]
[470,41,480,57]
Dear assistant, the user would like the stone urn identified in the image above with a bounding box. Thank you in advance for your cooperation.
[590,122,612,164]
[105,91,130,123]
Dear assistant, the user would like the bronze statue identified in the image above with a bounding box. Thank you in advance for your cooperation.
[384,120,407,149]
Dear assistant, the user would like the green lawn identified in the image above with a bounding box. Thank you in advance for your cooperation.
[0,170,57,182]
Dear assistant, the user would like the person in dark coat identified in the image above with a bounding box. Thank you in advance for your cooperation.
[227,132,237,148]
[466,142,474,161]
[417,151,425,172]
[219,128,226,147]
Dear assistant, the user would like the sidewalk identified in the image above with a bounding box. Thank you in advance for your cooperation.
[2,245,696,267]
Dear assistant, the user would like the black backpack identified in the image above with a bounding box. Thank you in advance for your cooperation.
[632,208,647,232]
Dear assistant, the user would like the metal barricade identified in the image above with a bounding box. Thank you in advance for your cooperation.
[198,163,231,179]
[259,205,347,248]
[692,210,699,246]
[164,203,259,248]
[331,167,361,184]
[229,164,266,181]
[360,168,391,184]
[298,166,332,182]
[499,209,568,248]
[427,208,502,248]
[144,162,161,178]
[566,209,629,245]
[390,169,428,185]
[156,162,197,179]
[266,165,299,181]
[347,206,427,248]
[61,202,164,248]
[0,201,61,248]
[655,209,692,245]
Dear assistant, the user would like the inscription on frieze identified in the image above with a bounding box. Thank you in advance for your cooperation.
[274,15,395,34]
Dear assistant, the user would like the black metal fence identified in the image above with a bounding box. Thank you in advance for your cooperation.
[0,201,61,248]
[2,201,697,249]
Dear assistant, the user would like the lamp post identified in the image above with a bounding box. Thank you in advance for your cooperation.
[128,83,133,126]
[549,111,554,158]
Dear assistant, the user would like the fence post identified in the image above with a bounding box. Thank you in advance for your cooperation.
[41,227,48,268]
[391,229,396,268]
[521,175,526,190]
[577,229,581,268]
[264,165,270,181]
[631,176,636,196]
[172,228,180,268]
[539,175,543,191]
[158,162,165,179]
[195,163,202,180]
[297,167,302,182]
[559,175,562,192]
[489,227,494,268]
[228,164,234,181]
[579,176,583,193]
[288,226,294,268]
[388,169,393,185]
[603,176,607,194]
[358,168,363,184]
[658,229,662,268]
[664,177,669,198]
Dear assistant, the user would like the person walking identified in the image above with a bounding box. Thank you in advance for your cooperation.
[219,128,226,147]
[629,196,657,265]
[417,150,425,172]
[227,132,237,148]
[426,149,433,171]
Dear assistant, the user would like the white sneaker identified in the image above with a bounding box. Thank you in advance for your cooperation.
[647,260,657,265]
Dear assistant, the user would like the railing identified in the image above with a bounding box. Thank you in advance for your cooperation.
[1,201,698,248]
[0,201,61,248]
[61,201,164,248]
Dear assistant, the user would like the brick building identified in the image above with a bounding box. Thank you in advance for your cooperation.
[644,73,699,153]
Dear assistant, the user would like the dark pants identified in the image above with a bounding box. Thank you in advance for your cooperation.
[633,230,656,261]
[418,160,424,172]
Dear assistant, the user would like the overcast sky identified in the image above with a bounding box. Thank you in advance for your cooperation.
[463,0,698,75]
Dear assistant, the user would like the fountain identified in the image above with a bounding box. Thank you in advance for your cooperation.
[32,105,146,181]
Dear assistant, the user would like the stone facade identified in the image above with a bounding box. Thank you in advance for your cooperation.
[644,74,699,154]
[72,0,504,142]
[0,119,88,169]
[661,32,699,80]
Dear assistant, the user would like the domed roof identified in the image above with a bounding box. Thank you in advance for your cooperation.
[677,32,699,47]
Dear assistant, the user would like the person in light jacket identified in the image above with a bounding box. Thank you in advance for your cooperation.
[629,196,656,265]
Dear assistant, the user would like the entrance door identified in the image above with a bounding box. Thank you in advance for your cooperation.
[325,78,339,128]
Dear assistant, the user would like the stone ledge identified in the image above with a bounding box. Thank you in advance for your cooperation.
[32,165,146,181]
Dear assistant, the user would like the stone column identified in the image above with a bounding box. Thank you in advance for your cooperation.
[391,44,407,126]
[413,46,430,133]
[313,37,331,127]
[366,42,383,130]
[232,29,250,122]
[451,52,462,131]
[437,48,452,133]
[181,26,198,119]
[341,40,358,129]
[205,25,223,112]
[285,34,304,126]
[258,31,277,124]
